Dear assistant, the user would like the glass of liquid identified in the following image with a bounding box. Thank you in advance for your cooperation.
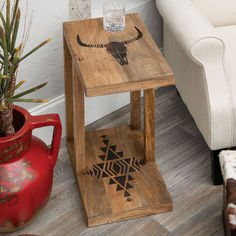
[103,0,125,32]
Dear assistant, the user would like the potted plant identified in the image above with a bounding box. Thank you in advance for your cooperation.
[0,0,62,232]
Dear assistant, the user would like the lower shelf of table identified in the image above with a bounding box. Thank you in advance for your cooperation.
[67,125,172,227]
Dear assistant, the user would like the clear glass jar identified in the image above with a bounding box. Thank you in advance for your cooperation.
[103,0,125,32]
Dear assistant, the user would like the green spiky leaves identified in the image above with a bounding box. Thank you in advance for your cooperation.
[12,81,48,99]
[0,0,51,112]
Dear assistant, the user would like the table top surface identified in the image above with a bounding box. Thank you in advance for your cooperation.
[63,13,174,97]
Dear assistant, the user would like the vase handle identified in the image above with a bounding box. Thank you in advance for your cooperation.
[31,114,62,167]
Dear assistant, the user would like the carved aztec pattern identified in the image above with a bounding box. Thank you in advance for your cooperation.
[0,160,34,205]
[87,135,145,198]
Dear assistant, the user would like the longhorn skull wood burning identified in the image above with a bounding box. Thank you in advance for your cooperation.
[76,26,143,65]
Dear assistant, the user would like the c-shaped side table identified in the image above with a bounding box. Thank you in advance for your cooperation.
[63,13,174,227]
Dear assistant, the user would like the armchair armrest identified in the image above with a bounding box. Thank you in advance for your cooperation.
[156,0,232,150]
[155,0,225,63]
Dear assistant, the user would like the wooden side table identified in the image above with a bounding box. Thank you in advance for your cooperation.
[63,13,174,227]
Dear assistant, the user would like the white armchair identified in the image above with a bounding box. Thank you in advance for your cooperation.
[155,0,236,184]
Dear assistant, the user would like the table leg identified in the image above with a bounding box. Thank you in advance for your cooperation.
[144,89,155,162]
[73,63,86,174]
[130,91,141,130]
[63,37,74,140]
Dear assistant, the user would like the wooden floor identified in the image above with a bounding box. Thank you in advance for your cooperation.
[3,86,224,236]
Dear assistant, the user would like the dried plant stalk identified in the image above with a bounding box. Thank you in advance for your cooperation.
[0,109,15,135]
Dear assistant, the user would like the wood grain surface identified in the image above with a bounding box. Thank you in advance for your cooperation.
[63,14,174,97]
[72,63,86,174]
[63,37,74,140]
[144,89,155,162]
[130,91,141,130]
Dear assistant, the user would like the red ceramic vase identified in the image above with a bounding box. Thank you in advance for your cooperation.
[0,105,62,232]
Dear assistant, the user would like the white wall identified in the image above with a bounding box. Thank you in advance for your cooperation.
[15,0,163,144]
[12,0,68,144]
[17,0,69,110]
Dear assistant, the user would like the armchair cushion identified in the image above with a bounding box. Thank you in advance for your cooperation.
[192,0,236,27]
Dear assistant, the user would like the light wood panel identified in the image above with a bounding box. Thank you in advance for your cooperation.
[130,91,141,130]
[63,37,74,139]
[72,63,86,174]
[144,89,155,162]
[63,14,174,97]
